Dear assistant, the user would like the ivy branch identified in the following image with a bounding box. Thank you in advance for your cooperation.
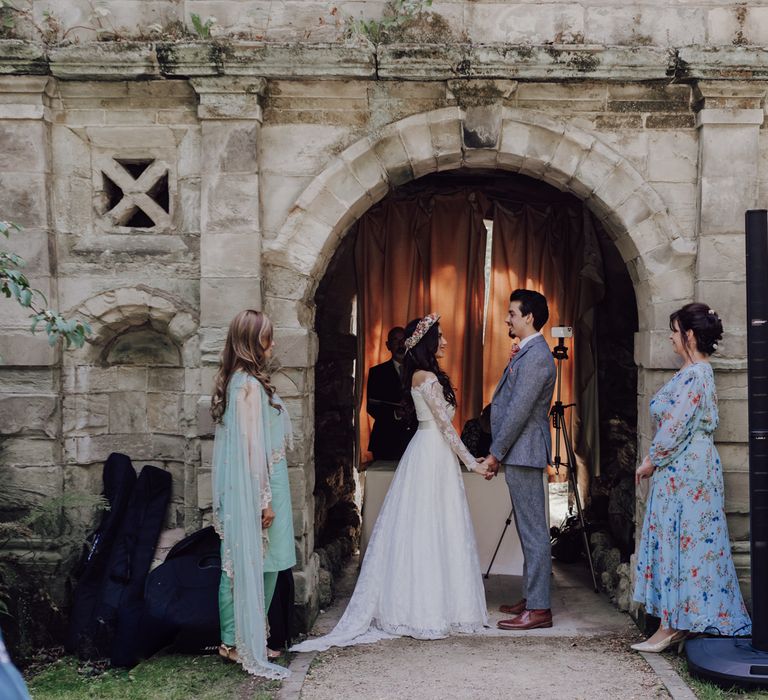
[0,220,91,350]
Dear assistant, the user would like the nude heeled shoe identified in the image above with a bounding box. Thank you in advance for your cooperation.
[630,631,687,654]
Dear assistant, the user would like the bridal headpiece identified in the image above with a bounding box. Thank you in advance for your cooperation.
[405,313,440,352]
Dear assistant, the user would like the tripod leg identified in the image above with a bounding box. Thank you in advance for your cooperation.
[484,509,514,579]
[561,421,600,593]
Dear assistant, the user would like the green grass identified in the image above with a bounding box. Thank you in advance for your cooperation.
[25,653,282,700]
[669,655,768,700]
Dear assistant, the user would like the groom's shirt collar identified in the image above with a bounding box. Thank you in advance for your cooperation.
[518,331,541,350]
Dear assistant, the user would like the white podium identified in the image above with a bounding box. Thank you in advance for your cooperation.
[360,464,549,576]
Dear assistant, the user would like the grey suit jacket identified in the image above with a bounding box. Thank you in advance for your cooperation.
[489,334,556,469]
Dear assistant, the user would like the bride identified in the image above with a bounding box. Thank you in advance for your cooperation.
[292,313,490,652]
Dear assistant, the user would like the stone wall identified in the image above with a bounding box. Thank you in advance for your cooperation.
[0,0,765,632]
[4,1,768,47]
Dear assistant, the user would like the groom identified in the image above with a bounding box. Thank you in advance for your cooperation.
[480,289,556,631]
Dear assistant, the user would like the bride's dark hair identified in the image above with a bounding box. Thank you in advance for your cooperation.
[401,317,456,414]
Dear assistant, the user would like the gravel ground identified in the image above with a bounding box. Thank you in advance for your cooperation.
[300,633,671,700]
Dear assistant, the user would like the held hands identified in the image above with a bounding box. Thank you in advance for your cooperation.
[477,454,500,481]
[635,455,655,485]
[261,504,275,529]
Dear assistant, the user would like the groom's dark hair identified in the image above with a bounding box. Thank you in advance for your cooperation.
[510,289,549,331]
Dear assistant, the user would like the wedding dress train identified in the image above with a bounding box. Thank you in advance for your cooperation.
[292,376,488,652]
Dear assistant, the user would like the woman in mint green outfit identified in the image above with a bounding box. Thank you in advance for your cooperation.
[211,310,295,678]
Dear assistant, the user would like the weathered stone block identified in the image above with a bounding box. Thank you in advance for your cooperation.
[585,6,706,47]
[0,436,58,466]
[697,234,745,281]
[0,333,57,367]
[292,551,320,605]
[178,177,202,234]
[0,394,58,437]
[147,392,181,434]
[261,124,349,177]
[197,468,212,510]
[372,131,414,188]
[201,121,259,174]
[148,368,185,392]
[0,171,49,229]
[634,330,679,370]
[197,397,215,438]
[467,3,584,44]
[67,366,148,393]
[200,277,261,327]
[62,393,108,436]
[202,172,260,234]
[273,327,317,368]
[717,398,748,444]
[199,326,227,365]
[341,138,390,202]
[700,175,758,236]
[0,465,62,508]
[167,312,198,343]
[201,233,260,277]
[109,391,148,434]
[724,470,749,514]
[0,121,48,172]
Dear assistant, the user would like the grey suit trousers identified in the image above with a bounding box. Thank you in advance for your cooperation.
[505,464,551,610]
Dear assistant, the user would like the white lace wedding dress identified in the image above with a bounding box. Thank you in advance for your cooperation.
[291,375,489,652]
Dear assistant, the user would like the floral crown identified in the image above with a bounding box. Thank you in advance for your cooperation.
[404,313,440,352]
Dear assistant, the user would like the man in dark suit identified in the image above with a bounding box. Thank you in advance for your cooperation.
[366,326,413,461]
[481,289,557,631]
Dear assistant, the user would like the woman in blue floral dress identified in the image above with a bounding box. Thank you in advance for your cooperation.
[632,303,751,653]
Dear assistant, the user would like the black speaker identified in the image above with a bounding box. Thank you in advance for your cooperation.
[747,208,768,652]
[686,210,768,687]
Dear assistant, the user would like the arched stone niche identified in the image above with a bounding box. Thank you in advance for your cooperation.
[62,286,200,529]
[262,106,697,619]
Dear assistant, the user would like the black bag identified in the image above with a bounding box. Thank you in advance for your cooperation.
[138,527,222,658]
[66,453,137,657]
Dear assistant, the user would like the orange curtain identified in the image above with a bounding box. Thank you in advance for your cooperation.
[484,202,604,490]
[355,191,488,463]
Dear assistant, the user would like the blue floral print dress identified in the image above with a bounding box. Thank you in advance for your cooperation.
[633,362,751,635]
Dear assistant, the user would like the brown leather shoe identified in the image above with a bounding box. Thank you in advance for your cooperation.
[497,609,553,631]
[499,599,526,615]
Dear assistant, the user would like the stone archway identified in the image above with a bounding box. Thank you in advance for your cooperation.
[262,106,696,621]
[62,286,200,528]
[265,106,695,323]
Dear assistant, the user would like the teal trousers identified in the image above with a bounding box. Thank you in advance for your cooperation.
[219,570,279,646]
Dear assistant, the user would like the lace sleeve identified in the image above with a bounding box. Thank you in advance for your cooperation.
[416,377,478,471]
[236,380,272,510]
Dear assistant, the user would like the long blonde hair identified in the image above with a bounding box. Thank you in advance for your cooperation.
[211,309,281,423]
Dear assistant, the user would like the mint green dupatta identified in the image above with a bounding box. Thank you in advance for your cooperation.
[213,371,289,679]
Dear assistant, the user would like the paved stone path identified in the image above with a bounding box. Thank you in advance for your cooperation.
[280,561,691,700]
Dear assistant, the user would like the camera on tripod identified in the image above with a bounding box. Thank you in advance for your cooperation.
[551,326,572,359]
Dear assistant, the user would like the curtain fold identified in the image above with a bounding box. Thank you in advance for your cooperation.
[486,201,605,492]
[354,191,487,462]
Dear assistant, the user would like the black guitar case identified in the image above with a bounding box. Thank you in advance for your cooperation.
[107,464,172,667]
[65,452,137,657]
[138,526,222,658]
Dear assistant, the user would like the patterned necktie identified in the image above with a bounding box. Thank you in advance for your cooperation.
[508,343,520,373]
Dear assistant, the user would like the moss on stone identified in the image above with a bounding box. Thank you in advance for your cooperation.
[449,80,507,108]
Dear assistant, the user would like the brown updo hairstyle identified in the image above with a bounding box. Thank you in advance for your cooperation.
[669,302,723,357]
[210,309,281,423]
